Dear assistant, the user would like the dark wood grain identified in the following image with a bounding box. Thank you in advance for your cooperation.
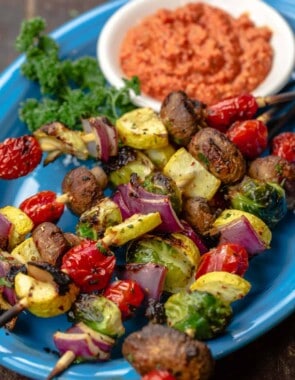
[0,1,294,379]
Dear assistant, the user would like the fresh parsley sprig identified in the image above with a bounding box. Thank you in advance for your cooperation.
[16,17,140,132]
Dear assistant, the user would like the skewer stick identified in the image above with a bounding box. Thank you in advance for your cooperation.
[257,107,277,124]
[267,101,295,141]
[55,192,70,204]
[256,90,295,107]
[100,234,114,247]
[0,298,29,327]
[46,350,76,380]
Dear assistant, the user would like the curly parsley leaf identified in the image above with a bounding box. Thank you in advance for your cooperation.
[16,17,140,132]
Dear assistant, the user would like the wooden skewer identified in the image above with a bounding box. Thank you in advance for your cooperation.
[0,297,29,327]
[256,90,295,107]
[46,350,76,380]
[256,107,277,124]
[267,101,295,141]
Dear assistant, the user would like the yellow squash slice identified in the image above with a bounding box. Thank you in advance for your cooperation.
[190,271,251,304]
[14,272,79,318]
[103,212,162,246]
[116,108,168,150]
[163,147,221,200]
[11,237,42,263]
[0,206,34,250]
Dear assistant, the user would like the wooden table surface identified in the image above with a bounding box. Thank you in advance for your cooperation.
[0,1,294,379]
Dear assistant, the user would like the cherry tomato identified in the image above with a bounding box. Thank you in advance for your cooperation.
[271,132,295,163]
[206,93,259,133]
[104,279,144,319]
[61,240,116,293]
[141,369,176,380]
[195,243,249,279]
[0,135,42,179]
[19,190,64,226]
[226,119,268,159]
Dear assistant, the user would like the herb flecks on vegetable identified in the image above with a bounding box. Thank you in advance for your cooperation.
[16,17,140,132]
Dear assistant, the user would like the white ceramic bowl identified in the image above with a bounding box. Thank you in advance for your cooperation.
[98,0,295,112]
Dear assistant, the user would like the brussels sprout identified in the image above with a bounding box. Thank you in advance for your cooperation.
[141,172,182,214]
[104,146,154,186]
[126,235,198,293]
[228,177,288,228]
[70,294,125,338]
[76,198,122,240]
[165,290,232,340]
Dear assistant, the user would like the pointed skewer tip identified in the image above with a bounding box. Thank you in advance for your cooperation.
[46,350,76,380]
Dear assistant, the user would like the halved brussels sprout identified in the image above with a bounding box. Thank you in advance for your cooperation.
[70,294,125,338]
[165,290,232,340]
[228,176,288,228]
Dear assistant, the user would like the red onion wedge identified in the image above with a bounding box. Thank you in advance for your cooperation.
[217,216,267,256]
[67,322,115,353]
[48,322,115,380]
[103,120,118,157]
[83,117,110,162]
[82,117,118,162]
[116,262,167,301]
[53,332,110,359]
[2,287,17,306]
[0,214,12,250]
[0,252,19,306]
[117,183,184,233]
[180,220,208,254]
[112,190,133,219]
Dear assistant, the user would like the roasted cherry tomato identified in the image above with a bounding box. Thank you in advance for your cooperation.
[271,132,295,163]
[19,190,64,226]
[61,240,115,293]
[226,119,268,159]
[0,135,42,179]
[104,279,144,319]
[195,243,249,279]
[206,94,259,133]
[141,369,176,380]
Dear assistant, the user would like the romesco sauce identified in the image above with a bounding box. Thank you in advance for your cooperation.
[119,3,273,105]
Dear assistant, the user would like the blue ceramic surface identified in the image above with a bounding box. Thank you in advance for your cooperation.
[0,1,294,379]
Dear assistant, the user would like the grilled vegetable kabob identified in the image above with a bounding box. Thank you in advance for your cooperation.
[1,88,295,181]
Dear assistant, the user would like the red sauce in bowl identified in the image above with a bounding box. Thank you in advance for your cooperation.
[120,2,273,105]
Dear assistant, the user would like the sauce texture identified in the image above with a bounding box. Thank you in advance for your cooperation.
[120,3,273,105]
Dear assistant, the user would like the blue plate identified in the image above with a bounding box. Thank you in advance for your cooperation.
[0,1,294,379]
